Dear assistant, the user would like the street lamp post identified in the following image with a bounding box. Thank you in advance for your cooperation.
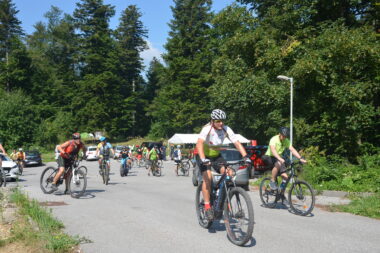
[277,75,294,160]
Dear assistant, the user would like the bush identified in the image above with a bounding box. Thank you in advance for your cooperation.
[302,151,380,193]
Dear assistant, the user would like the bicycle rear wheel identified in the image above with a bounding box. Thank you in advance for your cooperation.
[224,187,254,246]
[195,184,213,229]
[288,180,315,216]
[259,177,278,208]
[69,169,87,198]
[40,167,58,194]
[182,161,190,176]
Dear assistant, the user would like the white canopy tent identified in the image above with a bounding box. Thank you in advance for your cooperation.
[168,133,250,145]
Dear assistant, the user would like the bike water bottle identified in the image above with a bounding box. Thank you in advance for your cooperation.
[280,180,286,191]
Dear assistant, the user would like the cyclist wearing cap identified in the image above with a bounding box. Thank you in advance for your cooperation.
[196,109,251,220]
[262,127,307,190]
[96,136,114,179]
[51,133,87,192]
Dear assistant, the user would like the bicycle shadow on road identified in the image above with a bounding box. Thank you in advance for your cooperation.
[208,220,257,247]
[260,203,315,217]
[77,189,106,199]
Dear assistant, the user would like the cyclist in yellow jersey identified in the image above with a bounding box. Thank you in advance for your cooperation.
[262,127,307,190]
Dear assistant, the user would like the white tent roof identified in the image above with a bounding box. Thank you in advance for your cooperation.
[168,133,250,144]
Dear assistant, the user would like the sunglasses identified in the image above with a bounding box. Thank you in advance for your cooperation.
[213,120,223,123]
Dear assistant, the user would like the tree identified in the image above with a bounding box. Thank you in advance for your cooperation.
[72,0,124,135]
[149,0,214,137]
[0,0,29,92]
[113,5,148,137]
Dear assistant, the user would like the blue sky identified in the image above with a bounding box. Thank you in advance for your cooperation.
[13,0,236,70]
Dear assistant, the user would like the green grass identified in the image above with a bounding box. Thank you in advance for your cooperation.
[7,188,86,252]
[329,193,380,219]
[41,151,56,163]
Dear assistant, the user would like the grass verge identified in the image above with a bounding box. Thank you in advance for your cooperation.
[328,193,380,219]
[1,188,87,252]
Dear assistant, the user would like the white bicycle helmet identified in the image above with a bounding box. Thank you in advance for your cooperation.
[177,145,181,148]
[211,109,226,120]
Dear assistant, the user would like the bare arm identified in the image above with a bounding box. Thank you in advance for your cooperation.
[289,146,307,163]
[233,141,247,157]
[270,145,285,163]
[196,138,205,160]
[0,144,7,155]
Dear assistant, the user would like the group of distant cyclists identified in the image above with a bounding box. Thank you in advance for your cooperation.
[0,140,27,173]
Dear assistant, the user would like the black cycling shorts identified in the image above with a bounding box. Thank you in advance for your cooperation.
[262,155,286,174]
[196,154,226,173]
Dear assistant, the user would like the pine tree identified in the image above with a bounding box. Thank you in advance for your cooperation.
[0,0,29,92]
[72,0,123,135]
[149,0,214,137]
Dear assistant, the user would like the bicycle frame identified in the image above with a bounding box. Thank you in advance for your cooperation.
[277,161,300,194]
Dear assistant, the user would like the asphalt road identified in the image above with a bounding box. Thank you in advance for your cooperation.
[8,160,380,253]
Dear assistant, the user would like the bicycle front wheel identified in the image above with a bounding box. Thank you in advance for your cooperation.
[105,166,110,185]
[288,180,315,216]
[69,169,87,198]
[40,167,58,194]
[195,184,213,229]
[259,177,278,208]
[78,166,87,175]
[224,187,254,246]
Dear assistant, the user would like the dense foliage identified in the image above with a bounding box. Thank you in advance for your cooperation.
[0,0,378,166]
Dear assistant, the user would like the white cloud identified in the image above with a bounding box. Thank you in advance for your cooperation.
[141,40,164,71]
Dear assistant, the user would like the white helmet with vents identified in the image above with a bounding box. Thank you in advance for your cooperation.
[211,109,226,120]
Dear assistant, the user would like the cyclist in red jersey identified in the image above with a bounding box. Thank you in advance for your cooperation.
[50,133,87,193]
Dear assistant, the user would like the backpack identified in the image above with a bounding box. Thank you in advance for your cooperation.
[174,149,179,157]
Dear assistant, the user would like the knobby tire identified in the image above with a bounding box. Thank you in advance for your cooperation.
[195,184,213,229]
[259,177,278,208]
[288,180,315,216]
[69,169,87,198]
[224,187,254,246]
[40,167,58,194]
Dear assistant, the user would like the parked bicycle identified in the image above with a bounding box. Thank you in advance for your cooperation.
[195,161,254,246]
[259,160,315,216]
[40,158,87,198]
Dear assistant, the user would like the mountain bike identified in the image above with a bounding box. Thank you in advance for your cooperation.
[120,158,131,177]
[40,158,87,198]
[195,161,254,246]
[100,157,110,185]
[176,159,190,176]
[151,160,161,177]
[259,160,315,216]
[16,160,24,175]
